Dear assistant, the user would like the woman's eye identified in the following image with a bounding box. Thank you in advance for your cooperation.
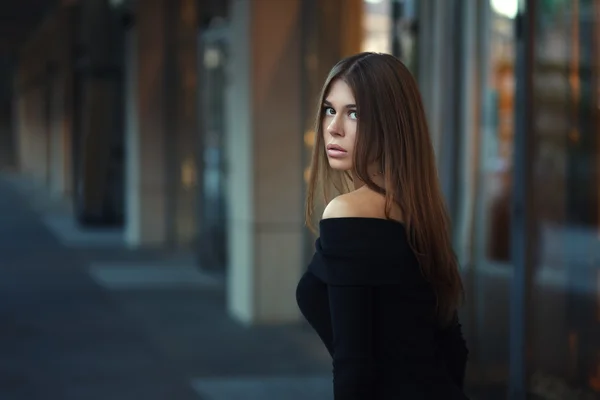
[349,111,358,120]
[324,107,335,116]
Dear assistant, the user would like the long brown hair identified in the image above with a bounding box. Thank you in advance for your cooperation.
[305,52,464,325]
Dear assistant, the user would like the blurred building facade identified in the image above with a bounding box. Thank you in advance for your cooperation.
[1,0,599,398]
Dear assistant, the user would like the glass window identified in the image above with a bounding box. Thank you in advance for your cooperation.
[527,0,600,397]
[460,0,600,397]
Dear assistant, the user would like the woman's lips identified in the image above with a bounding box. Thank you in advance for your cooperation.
[326,145,347,158]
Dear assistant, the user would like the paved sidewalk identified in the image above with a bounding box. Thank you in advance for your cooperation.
[0,174,331,400]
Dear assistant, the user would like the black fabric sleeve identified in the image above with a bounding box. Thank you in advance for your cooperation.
[296,271,335,356]
[436,313,469,389]
[327,284,375,399]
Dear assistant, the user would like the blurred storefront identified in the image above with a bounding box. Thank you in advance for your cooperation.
[451,0,600,398]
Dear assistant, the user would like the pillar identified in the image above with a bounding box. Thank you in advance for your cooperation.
[169,0,199,246]
[0,100,14,170]
[416,0,455,157]
[226,0,305,324]
[48,6,75,197]
[124,0,167,246]
[125,0,198,247]
[77,0,121,219]
[14,15,56,183]
[0,57,15,170]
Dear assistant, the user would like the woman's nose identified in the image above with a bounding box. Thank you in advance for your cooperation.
[327,117,343,137]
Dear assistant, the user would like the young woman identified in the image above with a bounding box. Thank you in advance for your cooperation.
[296,52,469,399]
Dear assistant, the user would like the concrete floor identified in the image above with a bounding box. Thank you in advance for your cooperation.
[0,174,331,400]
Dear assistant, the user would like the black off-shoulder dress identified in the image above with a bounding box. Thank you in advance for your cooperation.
[296,218,469,399]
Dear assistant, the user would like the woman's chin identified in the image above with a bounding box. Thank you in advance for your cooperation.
[327,159,352,171]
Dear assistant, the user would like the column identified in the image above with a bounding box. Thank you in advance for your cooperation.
[124,0,168,246]
[169,0,199,246]
[0,57,15,170]
[48,5,75,197]
[77,0,120,219]
[125,0,198,247]
[0,101,13,170]
[13,22,49,181]
[227,0,305,324]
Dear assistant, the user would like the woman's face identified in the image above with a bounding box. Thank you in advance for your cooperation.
[322,79,357,171]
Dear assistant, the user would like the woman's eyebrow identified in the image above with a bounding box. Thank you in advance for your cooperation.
[323,99,356,109]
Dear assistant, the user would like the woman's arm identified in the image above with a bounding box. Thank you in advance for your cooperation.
[328,284,376,399]
[296,271,335,356]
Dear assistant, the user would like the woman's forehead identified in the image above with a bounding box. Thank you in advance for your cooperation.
[325,80,355,105]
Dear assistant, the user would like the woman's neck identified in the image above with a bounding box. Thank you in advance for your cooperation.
[351,171,384,191]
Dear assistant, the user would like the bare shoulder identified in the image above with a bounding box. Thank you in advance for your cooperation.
[322,189,385,220]
[322,194,361,219]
